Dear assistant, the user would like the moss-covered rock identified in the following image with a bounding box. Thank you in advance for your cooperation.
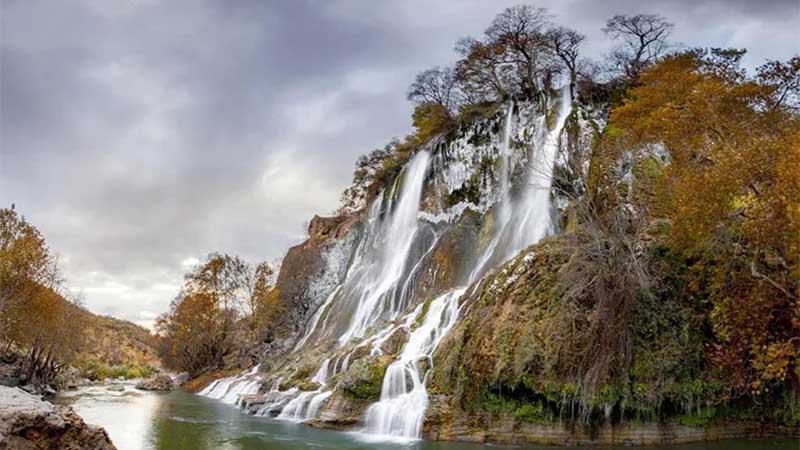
[338,355,393,400]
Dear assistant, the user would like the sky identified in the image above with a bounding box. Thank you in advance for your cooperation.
[1,0,798,329]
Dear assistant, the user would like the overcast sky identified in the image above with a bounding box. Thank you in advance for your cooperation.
[1,0,797,329]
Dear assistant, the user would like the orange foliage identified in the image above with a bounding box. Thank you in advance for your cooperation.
[609,51,800,393]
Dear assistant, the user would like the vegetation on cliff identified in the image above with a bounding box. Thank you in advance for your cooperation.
[429,46,800,429]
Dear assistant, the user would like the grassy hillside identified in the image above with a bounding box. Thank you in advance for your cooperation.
[65,302,161,380]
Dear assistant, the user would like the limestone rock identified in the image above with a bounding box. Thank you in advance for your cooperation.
[135,374,173,391]
[0,386,116,450]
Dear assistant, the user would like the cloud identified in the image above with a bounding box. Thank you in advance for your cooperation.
[2,0,797,327]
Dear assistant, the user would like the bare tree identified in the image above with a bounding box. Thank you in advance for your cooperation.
[603,14,674,81]
[486,5,554,99]
[546,26,585,100]
[407,66,459,115]
[758,55,800,112]
[454,37,514,102]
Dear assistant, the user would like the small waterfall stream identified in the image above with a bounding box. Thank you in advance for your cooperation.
[363,288,465,439]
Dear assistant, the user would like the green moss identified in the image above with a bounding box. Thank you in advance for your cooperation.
[514,401,548,424]
[340,356,392,400]
[677,407,717,427]
[413,297,435,330]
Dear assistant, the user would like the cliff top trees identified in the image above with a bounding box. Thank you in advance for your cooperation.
[546,26,585,99]
[453,5,560,102]
[407,67,459,115]
[603,14,674,82]
[610,50,800,394]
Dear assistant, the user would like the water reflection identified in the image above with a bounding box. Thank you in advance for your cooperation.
[55,384,798,450]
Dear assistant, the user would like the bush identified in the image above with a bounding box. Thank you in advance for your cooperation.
[514,401,548,423]
[77,358,156,381]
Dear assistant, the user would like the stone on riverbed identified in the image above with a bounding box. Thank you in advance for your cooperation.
[135,374,174,391]
[0,385,117,450]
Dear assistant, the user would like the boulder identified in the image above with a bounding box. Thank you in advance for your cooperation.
[135,374,174,391]
[172,372,190,385]
[0,386,116,450]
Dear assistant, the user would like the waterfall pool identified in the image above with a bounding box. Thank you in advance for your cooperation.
[55,383,796,450]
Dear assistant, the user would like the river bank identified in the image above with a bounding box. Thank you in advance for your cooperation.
[50,378,796,450]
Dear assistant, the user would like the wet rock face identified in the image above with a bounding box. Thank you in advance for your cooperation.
[337,355,392,401]
[274,215,358,336]
[411,210,483,301]
[0,386,117,450]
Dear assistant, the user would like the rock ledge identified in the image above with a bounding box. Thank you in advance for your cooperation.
[0,385,116,450]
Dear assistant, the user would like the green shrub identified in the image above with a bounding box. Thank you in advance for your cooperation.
[514,401,548,423]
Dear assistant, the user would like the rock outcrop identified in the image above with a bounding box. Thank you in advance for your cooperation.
[135,374,174,391]
[0,386,116,450]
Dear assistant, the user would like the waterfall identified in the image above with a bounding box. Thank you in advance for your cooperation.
[363,288,464,439]
[276,356,338,422]
[469,88,572,282]
[199,365,261,405]
[333,150,432,344]
[362,87,573,440]
[468,102,515,282]
[199,89,575,440]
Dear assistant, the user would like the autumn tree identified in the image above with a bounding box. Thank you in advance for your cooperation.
[0,207,85,385]
[454,5,559,102]
[609,50,800,394]
[157,253,278,373]
[603,14,674,82]
[407,66,460,115]
[486,5,554,99]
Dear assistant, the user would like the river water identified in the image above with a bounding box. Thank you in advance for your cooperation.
[54,383,796,450]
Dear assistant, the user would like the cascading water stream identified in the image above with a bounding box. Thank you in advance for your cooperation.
[363,288,465,439]
[469,88,572,282]
[199,365,261,406]
[468,101,515,283]
[334,150,432,344]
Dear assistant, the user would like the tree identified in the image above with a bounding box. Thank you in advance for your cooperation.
[157,253,279,373]
[609,51,800,394]
[0,207,84,385]
[453,5,559,102]
[486,4,553,99]
[242,261,276,340]
[758,56,800,111]
[407,67,459,115]
[546,26,585,100]
[454,37,514,102]
[603,14,674,82]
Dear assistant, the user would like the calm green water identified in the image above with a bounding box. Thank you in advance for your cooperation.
[55,383,796,450]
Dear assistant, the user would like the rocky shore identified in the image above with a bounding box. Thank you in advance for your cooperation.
[0,385,116,450]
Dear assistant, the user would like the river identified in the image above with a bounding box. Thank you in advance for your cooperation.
[54,383,796,450]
